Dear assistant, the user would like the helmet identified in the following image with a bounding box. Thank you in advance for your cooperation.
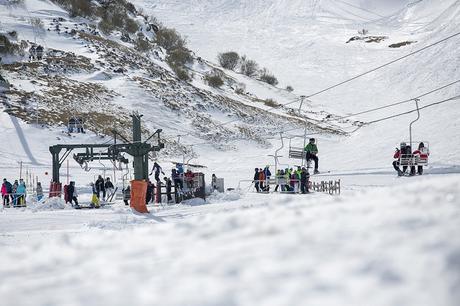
[400,142,407,147]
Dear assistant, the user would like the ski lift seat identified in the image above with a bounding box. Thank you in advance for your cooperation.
[399,141,429,167]
[289,147,306,159]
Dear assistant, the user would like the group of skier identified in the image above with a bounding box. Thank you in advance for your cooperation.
[392,142,429,176]
[28,44,44,61]
[252,137,320,194]
[65,176,115,208]
[1,178,43,207]
[253,166,310,194]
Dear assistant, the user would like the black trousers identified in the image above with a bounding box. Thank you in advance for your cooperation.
[306,152,318,170]
[301,181,308,193]
[254,181,260,192]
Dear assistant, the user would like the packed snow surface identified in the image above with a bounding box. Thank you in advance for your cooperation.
[1,176,460,306]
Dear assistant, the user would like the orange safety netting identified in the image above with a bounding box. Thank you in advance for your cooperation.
[130,180,148,213]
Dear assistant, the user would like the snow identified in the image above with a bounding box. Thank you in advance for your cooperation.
[1,176,460,306]
[1,0,460,305]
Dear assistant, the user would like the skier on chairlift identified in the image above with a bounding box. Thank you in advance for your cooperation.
[412,142,429,175]
[304,138,320,174]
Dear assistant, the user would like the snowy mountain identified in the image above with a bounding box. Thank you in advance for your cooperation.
[1,1,460,306]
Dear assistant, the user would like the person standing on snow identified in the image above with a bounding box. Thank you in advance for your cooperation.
[304,138,320,174]
[36,182,43,201]
[67,181,78,207]
[164,177,173,203]
[258,168,266,191]
[95,175,106,200]
[150,162,165,183]
[253,168,260,192]
[300,167,310,194]
[1,178,12,207]
[211,174,218,192]
[104,177,114,200]
[16,179,27,206]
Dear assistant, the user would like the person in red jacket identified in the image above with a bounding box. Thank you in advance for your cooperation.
[258,168,266,191]
[413,142,429,175]
[393,142,410,176]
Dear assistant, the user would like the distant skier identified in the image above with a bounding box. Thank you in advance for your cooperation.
[304,138,320,174]
[150,162,165,182]
[300,167,310,194]
[67,181,78,207]
[146,180,154,204]
[171,169,183,190]
[123,185,130,206]
[104,177,114,200]
[211,173,217,192]
[1,178,13,207]
[36,182,43,201]
[12,179,19,206]
[95,175,106,200]
[253,168,260,192]
[413,142,429,175]
[28,45,36,61]
[393,142,412,176]
[35,45,44,60]
[164,176,172,203]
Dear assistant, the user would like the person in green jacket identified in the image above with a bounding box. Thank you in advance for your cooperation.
[304,138,320,174]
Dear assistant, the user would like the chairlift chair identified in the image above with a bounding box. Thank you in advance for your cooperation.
[399,99,430,169]
[67,116,84,133]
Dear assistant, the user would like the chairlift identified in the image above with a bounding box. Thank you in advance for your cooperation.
[67,116,85,134]
[398,98,430,169]
[287,126,317,169]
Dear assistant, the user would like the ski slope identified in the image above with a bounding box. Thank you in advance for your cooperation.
[1,1,460,305]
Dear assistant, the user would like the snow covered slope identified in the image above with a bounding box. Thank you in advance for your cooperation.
[138,0,460,171]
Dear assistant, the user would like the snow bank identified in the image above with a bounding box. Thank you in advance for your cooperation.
[0,176,459,306]
[27,197,71,211]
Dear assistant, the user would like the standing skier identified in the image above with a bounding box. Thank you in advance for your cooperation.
[150,162,165,182]
[95,175,106,200]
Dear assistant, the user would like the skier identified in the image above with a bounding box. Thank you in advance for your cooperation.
[28,45,36,61]
[36,182,43,201]
[35,45,44,60]
[67,181,78,207]
[104,177,114,200]
[171,169,183,190]
[89,182,100,208]
[150,162,165,182]
[258,168,266,191]
[413,142,429,175]
[184,169,195,189]
[123,185,130,206]
[164,176,172,203]
[393,142,412,176]
[1,178,12,207]
[300,167,310,194]
[16,179,27,206]
[12,179,19,206]
[211,174,217,192]
[304,138,320,174]
[253,168,260,192]
[146,180,154,204]
[95,175,106,200]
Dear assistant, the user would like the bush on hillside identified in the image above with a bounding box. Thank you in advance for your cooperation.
[205,69,225,88]
[240,55,258,77]
[218,51,239,70]
[0,34,26,56]
[259,68,278,86]
[124,18,139,34]
[155,27,186,52]
[264,98,280,108]
[29,17,45,31]
[135,37,152,52]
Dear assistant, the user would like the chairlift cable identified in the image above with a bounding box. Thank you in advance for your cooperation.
[329,79,460,121]
[365,94,460,125]
[281,31,460,107]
